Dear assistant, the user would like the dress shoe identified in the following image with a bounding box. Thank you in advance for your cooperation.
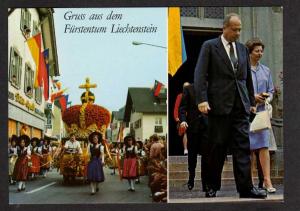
[90,192,95,195]
[96,187,99,192]
[184,149,188,155]
[240,187,267,199]
[205,189,216,198]
[17,188,21,192]
[187,178,194,190]
[265,187,276,193]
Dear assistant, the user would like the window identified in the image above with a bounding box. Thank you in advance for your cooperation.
[20,9,31,38]
[181,7,198,17]
[35,87,42,104]
[9,47,22,89]
[134,119,142,129]
[155,117,162,125]
[32,20,40,36]
[204,7,224,19]
[24,63,34,98]
[154,126,163,133]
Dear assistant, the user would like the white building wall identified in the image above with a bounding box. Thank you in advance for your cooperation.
[142,114,167,141]
[8,9,46,131]
[130,112,143,141]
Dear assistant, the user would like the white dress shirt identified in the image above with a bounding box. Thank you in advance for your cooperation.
[221,34,238,69]
[64,140,82,154]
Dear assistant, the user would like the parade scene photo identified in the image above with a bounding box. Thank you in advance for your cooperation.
[8,8,167,204]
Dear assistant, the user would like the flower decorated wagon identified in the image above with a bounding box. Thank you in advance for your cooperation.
[60,78,111,184]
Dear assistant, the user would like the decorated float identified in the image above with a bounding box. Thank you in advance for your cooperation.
[59,78,111,184]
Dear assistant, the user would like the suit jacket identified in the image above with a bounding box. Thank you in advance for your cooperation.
[194,37,255,115]
[179,84,207,133]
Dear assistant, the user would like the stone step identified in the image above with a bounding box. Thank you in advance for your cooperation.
[169,177,284,192]
[169,168,284,179]
[169,162,233,171]
[169,155,234,163]
[169,170,235,180]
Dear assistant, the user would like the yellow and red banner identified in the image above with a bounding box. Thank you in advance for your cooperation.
[168,7,187,76]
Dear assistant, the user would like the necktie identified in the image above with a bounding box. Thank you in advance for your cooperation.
[229,42,238,72]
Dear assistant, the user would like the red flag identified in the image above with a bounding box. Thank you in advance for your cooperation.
[39,50,48,100]
[59,95,67,112]
[154,80,163,97]
[50,88,67,102]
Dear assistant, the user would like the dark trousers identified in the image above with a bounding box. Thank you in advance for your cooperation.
[187,130,209,192]
[206,93,253,193]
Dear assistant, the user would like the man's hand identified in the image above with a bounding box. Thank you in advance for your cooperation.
[250,106,256,113]
[198,102,211,114]
[255,94,265,104]
[180,121,188,129]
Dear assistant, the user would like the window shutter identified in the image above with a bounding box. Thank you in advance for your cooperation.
[28,11,31,31]
[20,9,24,31]
[9,47,14,82]
[18,56,22,88]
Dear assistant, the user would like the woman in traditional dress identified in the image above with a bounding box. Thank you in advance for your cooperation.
[246,38,276,193]
[135,141,146,184]
[28,137,41,180]
[41,139,52,177]
[109,142,123,175]
[9,135,18,185]
[122,135,138,191]
[12,135,31,192]
[87,131,105,195]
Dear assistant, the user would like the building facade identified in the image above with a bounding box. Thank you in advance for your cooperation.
[124,87,167,142]
[111,107,130,142]
[8,8,60,139]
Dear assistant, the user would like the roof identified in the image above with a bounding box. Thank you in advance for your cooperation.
[124,87,167,122]
[111,106,125,122]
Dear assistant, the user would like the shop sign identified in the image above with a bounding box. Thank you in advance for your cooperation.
[13,92,44,117]
[35,108,45,117]
[15,93,35,111]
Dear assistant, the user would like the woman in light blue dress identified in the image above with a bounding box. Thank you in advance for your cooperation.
[246,38,276,193]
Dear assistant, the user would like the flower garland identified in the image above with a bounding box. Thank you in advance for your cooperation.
[79,103,88,129]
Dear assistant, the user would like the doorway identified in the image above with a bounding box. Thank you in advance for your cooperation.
[168,29,221,155]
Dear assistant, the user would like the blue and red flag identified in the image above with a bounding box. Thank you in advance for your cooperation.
[154,80,164,97]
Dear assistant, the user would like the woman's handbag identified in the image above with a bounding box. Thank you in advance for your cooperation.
[268,127,278,151]
[250,102,272,132]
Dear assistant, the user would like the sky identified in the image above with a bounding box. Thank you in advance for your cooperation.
[53,8,167,112]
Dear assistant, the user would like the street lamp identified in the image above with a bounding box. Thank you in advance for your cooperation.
[132,41,166,49]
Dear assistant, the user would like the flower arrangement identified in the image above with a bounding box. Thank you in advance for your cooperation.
[62,103,110,138]
[62,105,81,127]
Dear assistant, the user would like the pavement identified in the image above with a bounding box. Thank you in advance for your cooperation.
[169,184,284,203]
[9,167,152,204]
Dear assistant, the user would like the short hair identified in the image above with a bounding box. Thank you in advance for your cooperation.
[223,13,241,27]
[245,38,265,53]
[183,82,190,88]
[151,134,159,142]
[69,133,76,137]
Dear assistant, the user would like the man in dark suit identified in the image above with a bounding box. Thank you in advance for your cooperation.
[179,83,209,192]
[194,13,267,198]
